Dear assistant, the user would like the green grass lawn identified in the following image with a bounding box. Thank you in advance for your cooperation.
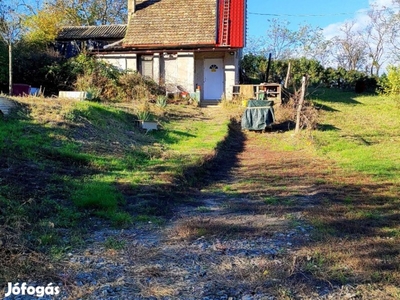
[303,88,400,292]
[311,89,400,182]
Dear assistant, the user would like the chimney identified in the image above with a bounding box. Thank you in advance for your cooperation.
[128,0,136,19]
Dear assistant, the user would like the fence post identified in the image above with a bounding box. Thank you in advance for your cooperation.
[295,76,306,134]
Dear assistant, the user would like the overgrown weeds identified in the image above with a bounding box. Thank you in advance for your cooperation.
[274,90,319,131]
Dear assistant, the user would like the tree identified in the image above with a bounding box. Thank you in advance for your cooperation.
[362,4,394,76]
[12,42,67,95]
[330,21,367,71]
[49,0,127,26]
[0,3,23,95]
[256,19,299,60]
[20,0,128,47]
[22,4,71,46]
[295,24,331,65]
[22,0,127,46]
[291,58,324,86]
[379,65,400,95]
[270,58,324,89]
[247,20,329,63]
[0,42,7,83]
[266,19,297,59]
[258,59,268,81]
[385,0,400,64]
[240,53,268,82]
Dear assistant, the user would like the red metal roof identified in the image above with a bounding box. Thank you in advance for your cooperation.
[217,0,246,48]
[229,0,246,48]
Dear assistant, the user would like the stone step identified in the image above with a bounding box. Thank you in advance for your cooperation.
[200,100,220,108]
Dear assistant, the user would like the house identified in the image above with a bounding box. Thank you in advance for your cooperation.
[56,0,247,102]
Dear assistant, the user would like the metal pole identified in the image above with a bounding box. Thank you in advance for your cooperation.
[265,53,272,83]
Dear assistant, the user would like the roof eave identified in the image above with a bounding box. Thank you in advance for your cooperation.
[122,42,217,49]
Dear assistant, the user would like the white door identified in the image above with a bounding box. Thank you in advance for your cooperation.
[204,58,224,100]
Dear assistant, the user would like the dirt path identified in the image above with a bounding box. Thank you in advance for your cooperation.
[56,109,394,300]
[62,128,306,299]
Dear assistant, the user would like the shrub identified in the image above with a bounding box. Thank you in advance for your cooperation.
[380,65,400,95]
[48,53,166,102]
[12,43,66,95]
[118,72,165,102]
[72,54,123,102]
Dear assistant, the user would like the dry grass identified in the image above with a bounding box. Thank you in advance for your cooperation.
[273,92,319,132]
[1,96,225,292]
[170,213,288,242]
[138,282,177,298]
[0,185,62,287]
[250,135,400,297]
[10,96,78,122]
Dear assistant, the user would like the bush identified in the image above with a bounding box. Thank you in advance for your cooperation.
[118,72,165,102]
[5,48,169,101]
[380,65,400,95]
[73,57,166,102]
[12,43,66,95]
[72,54,122,102]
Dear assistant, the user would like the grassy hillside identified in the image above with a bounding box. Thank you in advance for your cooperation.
[305,89,400,293]
[0,97,231,282]
[236,88,400,295]
[1,89,399,297]
[312,89,400,181]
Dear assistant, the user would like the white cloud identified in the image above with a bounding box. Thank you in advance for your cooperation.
[323,23,342,40]
[369,0,394,7]
[323,0,400,40]
[321,0,400,73]
[322,10,370,40]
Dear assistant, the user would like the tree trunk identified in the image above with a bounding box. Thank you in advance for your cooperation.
[8,41,12,96]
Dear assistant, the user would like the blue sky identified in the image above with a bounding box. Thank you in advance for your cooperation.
[246,0,370,38]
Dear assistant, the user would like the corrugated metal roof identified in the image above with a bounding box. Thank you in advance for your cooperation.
[56,25,127,41]
[229,0,246,48]
[123,0,217,48]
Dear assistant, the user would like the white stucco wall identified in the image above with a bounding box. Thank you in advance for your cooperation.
[97,53,138,72]
[176,52,195,93]
[224,52,238,100]
[163,54,178,92]
[98,50,240,100]
[153,53,160,84]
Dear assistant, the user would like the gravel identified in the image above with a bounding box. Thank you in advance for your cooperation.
[2,196,360,300]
